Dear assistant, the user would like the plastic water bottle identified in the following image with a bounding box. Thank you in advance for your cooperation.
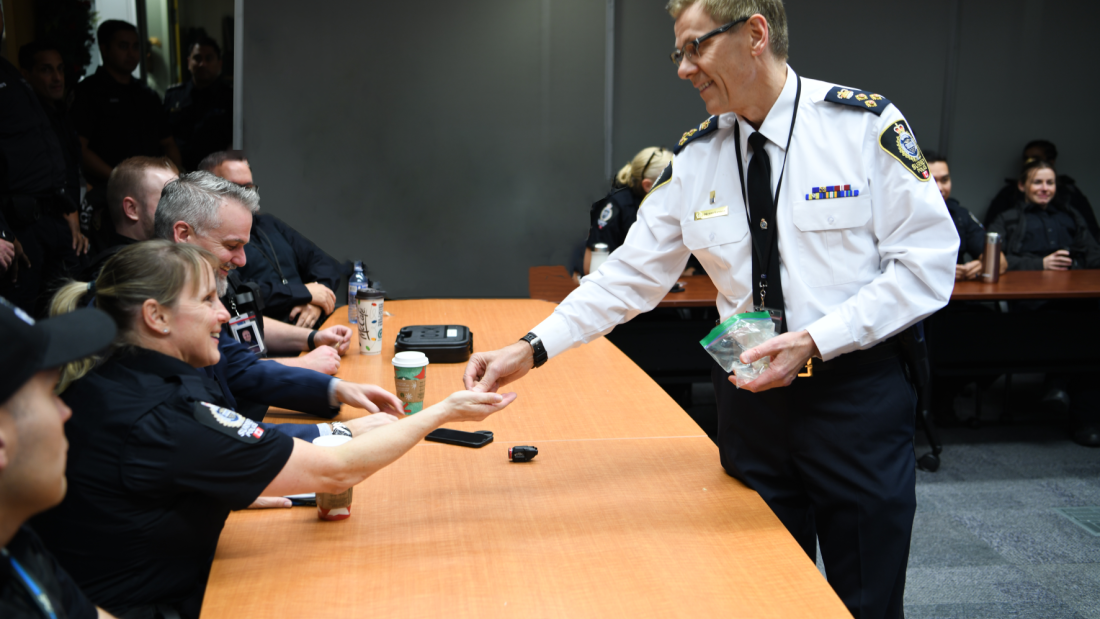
[348,261,369,323]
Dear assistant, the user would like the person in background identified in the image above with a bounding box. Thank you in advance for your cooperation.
[200,151,343,329]
[31,241,514,619]
[164,37,233,173]
[18,41,86,257]
[71,20,182,187]
[987,158,1100,447]
[83,156,179,269]
[0,10,84,317]
[925,151,1005,280]
[984,140,1099,239]
[0,296,118,619]
[988,159,1100,272]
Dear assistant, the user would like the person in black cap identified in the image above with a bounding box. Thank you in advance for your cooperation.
[0,296,117,618]
[30,240,515,619]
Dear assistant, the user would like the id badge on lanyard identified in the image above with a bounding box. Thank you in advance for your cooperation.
[229,312,266,356]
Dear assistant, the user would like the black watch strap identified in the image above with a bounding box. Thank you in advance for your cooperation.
[307,330,319,350]
[521,332,548,368]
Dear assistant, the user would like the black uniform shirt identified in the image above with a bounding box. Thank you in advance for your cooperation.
[31,348,294,618]
[587,186,642,251]
[1,526,97,619]
[0,57,67,197]
[945,198,986,263]
[70,66,171,170]
[238,213,342,324]
[39,98,81,210]
[1020,204,1077,256]
[164,79,233,172]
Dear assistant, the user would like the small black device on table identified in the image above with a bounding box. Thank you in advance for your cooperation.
[395,325,473,363]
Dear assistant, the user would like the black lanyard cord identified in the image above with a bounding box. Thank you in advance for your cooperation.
[733,74,802,294]
[254,227,289,285]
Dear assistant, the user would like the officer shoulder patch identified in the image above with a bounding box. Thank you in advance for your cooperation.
[879,119,930,181]
[191,401,267,443]
[673,116,719,154]
[824,86,891,116]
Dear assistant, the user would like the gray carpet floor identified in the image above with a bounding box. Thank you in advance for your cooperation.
[682,374,1100,618]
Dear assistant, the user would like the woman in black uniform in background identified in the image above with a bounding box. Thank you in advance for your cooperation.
[32,241,516,618]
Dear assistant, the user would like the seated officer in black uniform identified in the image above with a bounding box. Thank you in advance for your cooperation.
[84,156,179,269]
[984,140,1099,240]
[0,296,117,619]
[988,159,1100,446]
[0,31,83,317]
[201,151,343,329]
[32,241,516,619]
[164,37,233,173]
[926,151,1006,280]
[71,20,182,188]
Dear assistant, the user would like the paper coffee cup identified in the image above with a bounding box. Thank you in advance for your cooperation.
[355,289,385,355]
[392,351,429,414]
[311,434,354,520]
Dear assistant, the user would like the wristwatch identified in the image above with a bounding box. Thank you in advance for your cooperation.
[330,421,352,437]
[520,332,548,368]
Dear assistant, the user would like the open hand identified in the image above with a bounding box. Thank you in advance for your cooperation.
[441,390,518,423]
[335,382,405,414]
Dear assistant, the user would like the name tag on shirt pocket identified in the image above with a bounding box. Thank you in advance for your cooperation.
[682,206,747,250]
[793,194,872,232]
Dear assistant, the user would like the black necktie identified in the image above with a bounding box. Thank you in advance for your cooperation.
[746,131,785,326]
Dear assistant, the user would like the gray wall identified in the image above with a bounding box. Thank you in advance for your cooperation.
[244,0,1099,299]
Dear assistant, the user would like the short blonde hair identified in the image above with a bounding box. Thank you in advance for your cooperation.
[665,0,788,61]
[49,241,220,391]
[615,147,673,197]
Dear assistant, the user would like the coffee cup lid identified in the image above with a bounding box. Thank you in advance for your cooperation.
[391,351,430,367]
[356,288,385,300]
[312,435,352,447]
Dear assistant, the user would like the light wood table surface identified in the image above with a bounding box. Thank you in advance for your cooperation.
[203,299,850,618]
[529,266,720,309]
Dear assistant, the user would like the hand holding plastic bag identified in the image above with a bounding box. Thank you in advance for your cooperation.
[699,312,777,388]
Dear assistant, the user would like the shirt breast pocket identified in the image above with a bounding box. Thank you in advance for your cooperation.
[681,207,749,273]
[792,195,873,287]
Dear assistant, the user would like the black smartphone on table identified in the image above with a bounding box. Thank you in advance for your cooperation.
[425,429,493,448]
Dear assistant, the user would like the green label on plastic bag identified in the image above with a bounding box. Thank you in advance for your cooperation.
[699,311,771,348]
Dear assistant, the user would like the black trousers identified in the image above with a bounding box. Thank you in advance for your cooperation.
[712,355,917,619]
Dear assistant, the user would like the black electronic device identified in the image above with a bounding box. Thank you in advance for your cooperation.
[395,325,473,363]
[508,446,538,462]
[425,428,493,448]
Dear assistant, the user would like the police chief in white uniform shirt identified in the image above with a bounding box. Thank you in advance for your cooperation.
[464,2,957,617]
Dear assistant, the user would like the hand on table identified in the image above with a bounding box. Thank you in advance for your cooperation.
[1043,249,1073,271]
[314,325,352,355]
[441,390,518,423]
[247,496,292,509]
[345,413,399,436]
[306,282,336,314]
[335,381,405,414]
[290,303,322,328]
[282,345,340,375]
[463,341,534,392]
[955,259,982,281]
[735,330,820,393]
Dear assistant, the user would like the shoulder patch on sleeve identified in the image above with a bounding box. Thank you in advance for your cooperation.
[824,87,891,116]
[878,119,930,181]
[673,116,719,154]
[192,401,267,443]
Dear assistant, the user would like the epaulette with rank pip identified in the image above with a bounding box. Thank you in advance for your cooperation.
[673,115,719,154]
[824,87,891,116]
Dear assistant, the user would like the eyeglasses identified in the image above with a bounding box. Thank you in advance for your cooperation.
[640,149,666,178]
[670,16,748,67]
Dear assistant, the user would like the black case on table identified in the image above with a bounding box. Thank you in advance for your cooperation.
[394,325,473,363]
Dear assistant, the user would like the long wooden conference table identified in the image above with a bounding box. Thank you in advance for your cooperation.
[201,299,849,618]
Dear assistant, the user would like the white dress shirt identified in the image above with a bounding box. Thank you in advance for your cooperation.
[533,66,958,362]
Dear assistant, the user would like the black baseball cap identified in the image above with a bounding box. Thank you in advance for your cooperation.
[0,297,117,405]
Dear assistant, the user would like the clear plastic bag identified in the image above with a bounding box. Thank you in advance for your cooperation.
[699,311,777,387]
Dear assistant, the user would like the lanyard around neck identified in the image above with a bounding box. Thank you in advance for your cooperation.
[2,547,58,619]
[733,74,802,279]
